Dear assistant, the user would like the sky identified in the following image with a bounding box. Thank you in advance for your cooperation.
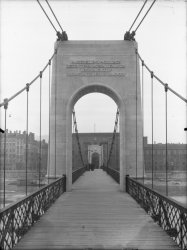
[0,0,186,143]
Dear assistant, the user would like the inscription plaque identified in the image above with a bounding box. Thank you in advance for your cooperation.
[66,60,125,77]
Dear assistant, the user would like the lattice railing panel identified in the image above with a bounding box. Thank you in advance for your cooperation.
[102,166,120,184]
[0,176,66,250]
[72,166,86,183]
[126,176,187,250]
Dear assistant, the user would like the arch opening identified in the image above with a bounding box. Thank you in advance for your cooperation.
[67,84,124,191]
[70,84,121,111]
[71,88,120,176]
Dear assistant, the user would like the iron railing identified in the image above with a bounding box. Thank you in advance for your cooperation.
[72,166,86,183]
[103,166,120,183]
[126,176,187,250]
[0,176,66,250]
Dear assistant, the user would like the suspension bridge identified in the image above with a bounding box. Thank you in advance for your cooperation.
[0,0,187,249]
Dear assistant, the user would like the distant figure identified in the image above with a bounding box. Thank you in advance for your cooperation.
[88,163,91,171]
[91,163,94,171]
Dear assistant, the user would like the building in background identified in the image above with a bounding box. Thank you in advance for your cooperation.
[143,137,187,173]
[0,131,186,180]
[0,130,48,181]
[73,133,186,175]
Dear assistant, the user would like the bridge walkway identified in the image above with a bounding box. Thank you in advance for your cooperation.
[14,169,179,249]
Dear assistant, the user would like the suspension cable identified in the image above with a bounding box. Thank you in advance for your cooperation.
[45,0,63,32]
[107,108,120,167]
[37,0,68,41]
[54,66,57,179]
[39,71,42,188]
[135,49,138,179]
[25,84,30,196]
[37,0,58,33]
[134,0,157,33]
[0,50,57,108]
[124,0,157,41]
[3,99,8,207]
[48,60,51,184]
[165,84,168,196]
[151,71,154,190]
[129,0,148,32]
[141,60,145,184]
[136,51,187,104]
[72,109,85,167]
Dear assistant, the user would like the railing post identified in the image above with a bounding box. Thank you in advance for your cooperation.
[11,209,15,248]
[180,212,183,249]
[138,185,140,203]
[31,197,35,225]
[126,175,129,193]
[3,98,8,208]
[63,174,66,192]
[158,198,162,226]
[142,187,145,209]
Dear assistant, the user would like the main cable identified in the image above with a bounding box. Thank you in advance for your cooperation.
[37,0,58,33]
[129,0,148,32]
[134,0,157,33]
[136,50,187,104]
[0,51,57,109]
[36,0,68,41]
[124,0,157,41]
[45,0,63,32]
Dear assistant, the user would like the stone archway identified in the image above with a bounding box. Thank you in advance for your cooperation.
[88,144,103,168]
[48,41,143,191]
[67,84,124,191]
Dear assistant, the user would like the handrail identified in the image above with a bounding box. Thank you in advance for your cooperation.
[0,176,65,213]
[0,166,87,250]
[72,166,87,183]
[127,176,186,211]
[102,166,120,184]
[126,176,187,249]
[0,176,66,250]
[0,51,57,108]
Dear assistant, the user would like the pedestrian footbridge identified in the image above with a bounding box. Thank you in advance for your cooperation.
[4,169,180,250]
[1,39,187,250]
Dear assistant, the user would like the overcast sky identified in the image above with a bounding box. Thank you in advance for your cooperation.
[0,0,186,143]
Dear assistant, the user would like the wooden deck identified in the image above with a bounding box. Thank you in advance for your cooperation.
[14,169,179,250]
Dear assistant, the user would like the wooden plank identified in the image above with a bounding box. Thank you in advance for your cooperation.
[14,170,180,250]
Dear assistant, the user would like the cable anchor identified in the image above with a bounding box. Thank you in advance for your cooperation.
[164,83,168,92]
[56,31,68,41]
[124,31,136,41]
[26,83,30,92]
[3,98,8,110]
